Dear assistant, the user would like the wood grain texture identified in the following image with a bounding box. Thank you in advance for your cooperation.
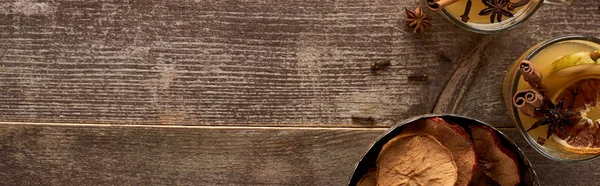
[0,123,382,185]
[433,36,491,114]
[0,124,598,185]
[1,0,596,127]
[0,0,483,126]
[455,0,600,127]
[1,1,599,185]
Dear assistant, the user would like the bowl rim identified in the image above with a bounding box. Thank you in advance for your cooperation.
[347,113,539,186]
[509,35,600,162]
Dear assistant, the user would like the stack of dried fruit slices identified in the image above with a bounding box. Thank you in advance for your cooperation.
[355,117,525,186]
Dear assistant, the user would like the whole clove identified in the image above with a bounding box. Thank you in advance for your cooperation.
[508,0,530,11]
[370,60,392,71]
[520,60,543,89]
[460,0,472,22]
[351,116,375,124]
[536,137,547,146]
[408,73,429,81]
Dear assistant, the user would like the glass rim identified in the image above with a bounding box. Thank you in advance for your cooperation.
[510,35,600,162]
[438,0,544,34]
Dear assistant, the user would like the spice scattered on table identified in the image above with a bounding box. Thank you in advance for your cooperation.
[405,4,432,36]
[370,60,391,71]
[351,116,376,124]
[407,73,429,81]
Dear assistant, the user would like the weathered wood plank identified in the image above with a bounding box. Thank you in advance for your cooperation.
[0,124,599,185]
[0,0,482,126]
[0,1,598,127]
[0,123,382,185]
[454,0,600,127]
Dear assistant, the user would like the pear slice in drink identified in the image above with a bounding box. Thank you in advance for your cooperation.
[543,50,600,100]
[548,50,600,75]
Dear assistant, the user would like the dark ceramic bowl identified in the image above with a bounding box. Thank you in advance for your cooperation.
[348,114,539,186]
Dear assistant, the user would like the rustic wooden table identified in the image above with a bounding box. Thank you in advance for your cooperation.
[1,0,599,185]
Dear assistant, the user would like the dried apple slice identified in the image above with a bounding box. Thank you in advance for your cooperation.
[356,168,376,186]
[399,117,477,186]
[377,134,457,186]
[471,125,520,186]
[471,168,501,186]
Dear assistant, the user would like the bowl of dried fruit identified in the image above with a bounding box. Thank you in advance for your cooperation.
[348,114,538,186]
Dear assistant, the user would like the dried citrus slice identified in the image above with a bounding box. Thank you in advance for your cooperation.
[399,118,476,186]
[550,78,600,154]
[376,135,457,186]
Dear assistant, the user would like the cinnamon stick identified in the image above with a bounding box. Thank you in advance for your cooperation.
[520,60,543,89]
[513,89,543,116]
[514,97,535,116]
[427,0,460,11]
[524,90,543,108]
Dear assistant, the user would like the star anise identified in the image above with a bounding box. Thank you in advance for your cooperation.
[478,0,514,23]
[405,4,432,36]
[527,90,582,145]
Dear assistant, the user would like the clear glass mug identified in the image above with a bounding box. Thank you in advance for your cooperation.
[502,35,600,162]
[431,0,573,34]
